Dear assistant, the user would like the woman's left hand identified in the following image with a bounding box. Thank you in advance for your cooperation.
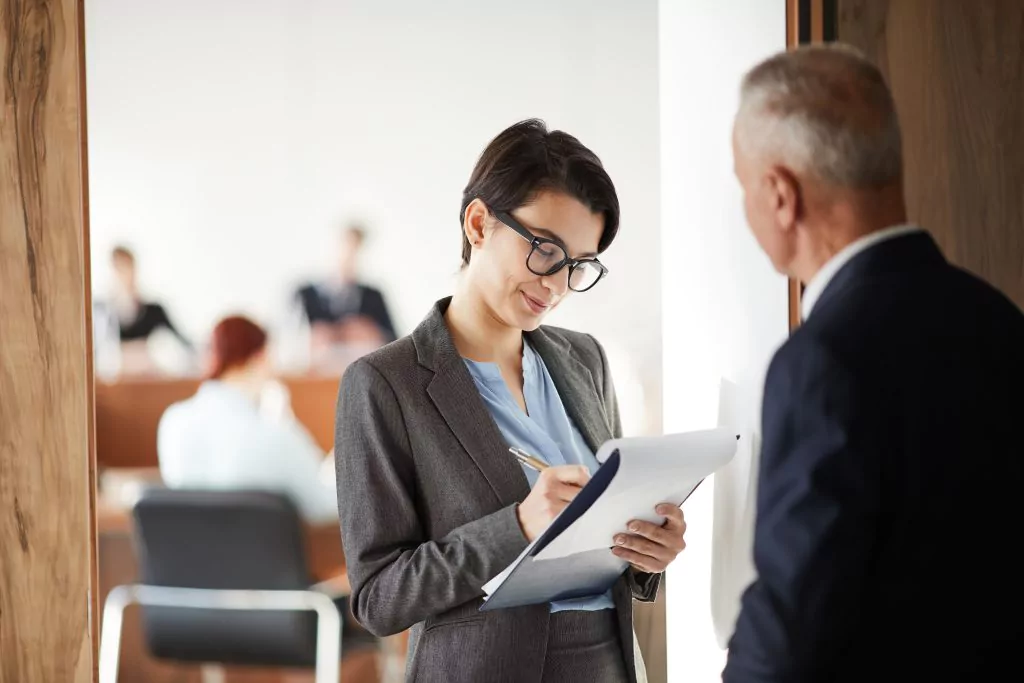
[611,504,687,574]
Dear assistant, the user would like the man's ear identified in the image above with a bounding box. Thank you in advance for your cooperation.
[767,165,802,233]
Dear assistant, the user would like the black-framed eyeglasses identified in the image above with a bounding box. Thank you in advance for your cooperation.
[492,209,609,293]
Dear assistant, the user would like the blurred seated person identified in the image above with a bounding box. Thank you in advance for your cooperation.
[157,315,337,523]
[158,315,379,666]
[294,224,397,357]
[106,245,193,375]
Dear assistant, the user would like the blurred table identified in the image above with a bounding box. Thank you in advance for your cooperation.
[96,374,340,468]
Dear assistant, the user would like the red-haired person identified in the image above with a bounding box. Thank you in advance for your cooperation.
[157,315,337,522]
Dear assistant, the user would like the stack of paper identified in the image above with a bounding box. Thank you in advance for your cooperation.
[480,428,738,611]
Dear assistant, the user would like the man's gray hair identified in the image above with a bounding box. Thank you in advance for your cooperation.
[736,43,903,189]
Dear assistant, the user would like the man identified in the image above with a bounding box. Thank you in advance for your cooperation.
[724,44,1024,682]
[294,224,397,351]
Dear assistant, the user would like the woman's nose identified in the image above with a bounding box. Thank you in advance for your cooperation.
[539,269,569,297]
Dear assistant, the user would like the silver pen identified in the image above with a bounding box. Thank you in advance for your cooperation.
[508,446,550,472]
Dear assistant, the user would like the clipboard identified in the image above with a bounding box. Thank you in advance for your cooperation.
[480,427,738,611]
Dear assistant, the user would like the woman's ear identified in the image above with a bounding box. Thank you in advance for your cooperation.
[463,198,490,251]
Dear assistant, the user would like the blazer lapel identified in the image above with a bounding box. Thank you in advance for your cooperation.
[526,328,613,455]
[414,299,531,508]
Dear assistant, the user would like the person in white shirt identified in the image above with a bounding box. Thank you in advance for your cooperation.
[158,315,338,523]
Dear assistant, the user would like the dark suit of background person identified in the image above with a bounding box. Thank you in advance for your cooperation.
[295,280,396,343]
[294,223,397,345]
[335,301,657,683]
[724,45,1024,683]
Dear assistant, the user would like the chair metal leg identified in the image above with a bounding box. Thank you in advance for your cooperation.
[99,585,133,683]
[200,664,226,683]
[310,593,342,683]
[100,585,342,683]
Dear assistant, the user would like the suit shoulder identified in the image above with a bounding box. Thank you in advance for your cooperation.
[949,266,1024,322]
[341,336,418,387]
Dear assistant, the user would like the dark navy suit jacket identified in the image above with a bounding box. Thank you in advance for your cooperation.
[295,282,397,343]
[724,232,1024,682]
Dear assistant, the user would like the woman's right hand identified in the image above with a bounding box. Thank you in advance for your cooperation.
[516,465,591,542]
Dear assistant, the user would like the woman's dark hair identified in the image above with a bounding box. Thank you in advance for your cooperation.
[459,119,620,266]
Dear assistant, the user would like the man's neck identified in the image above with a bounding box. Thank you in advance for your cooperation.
[793,185,907,284]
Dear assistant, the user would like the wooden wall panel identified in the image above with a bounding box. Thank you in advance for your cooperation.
[839,0,1024,308]
[0,0,94,681]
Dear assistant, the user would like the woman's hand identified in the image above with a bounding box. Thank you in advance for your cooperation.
[611,504,687,574]
[516,465,591,542]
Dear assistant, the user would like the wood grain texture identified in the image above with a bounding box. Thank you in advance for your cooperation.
[0,0,93,681]
[839,0,1024,308]
[787,0,800,48]
[787,0,810,331]
[77,0,100,675]
[811,0,825,42]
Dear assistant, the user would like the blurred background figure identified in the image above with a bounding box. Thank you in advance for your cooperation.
[292,224,397,369]
[95,245,194,377]
[157,315,337,523]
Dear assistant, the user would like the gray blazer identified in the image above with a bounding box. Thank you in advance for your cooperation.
[335,298,660,682]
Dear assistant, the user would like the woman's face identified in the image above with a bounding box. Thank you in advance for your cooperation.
[464,190,604,332]
[112,254,136,293]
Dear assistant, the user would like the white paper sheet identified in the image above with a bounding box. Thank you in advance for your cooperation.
[483,540,538,597]
[532,428,737,561]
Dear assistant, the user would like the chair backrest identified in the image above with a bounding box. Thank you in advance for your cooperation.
[132,488,321,667]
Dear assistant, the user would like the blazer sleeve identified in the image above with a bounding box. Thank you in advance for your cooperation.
[589,334,661,603]
[335,358,530,637]
[723,341,881,683]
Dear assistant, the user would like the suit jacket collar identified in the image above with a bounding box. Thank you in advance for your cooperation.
[524,327,612,454]
[411,297,611,506]
[812,231,947,318]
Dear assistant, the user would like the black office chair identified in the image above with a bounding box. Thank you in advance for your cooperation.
[99,489,350,683]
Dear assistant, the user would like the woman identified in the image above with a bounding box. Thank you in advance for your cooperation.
[158,315,337,523]
[108,246,189,345]
[335,119,687,683]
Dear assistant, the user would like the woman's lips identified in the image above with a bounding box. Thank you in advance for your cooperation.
[522,291,551,315]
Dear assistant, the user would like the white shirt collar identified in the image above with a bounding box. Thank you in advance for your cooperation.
[801,224,923,320]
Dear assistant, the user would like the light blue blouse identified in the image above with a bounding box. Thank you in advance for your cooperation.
[464,340,615,612]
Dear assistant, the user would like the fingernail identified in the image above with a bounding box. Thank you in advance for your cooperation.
[628,523,640,532]
[615,535,626,545]
[657,505,670,514]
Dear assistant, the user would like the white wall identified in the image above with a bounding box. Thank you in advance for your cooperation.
[85,0,662,434]
[659,1,789,680]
